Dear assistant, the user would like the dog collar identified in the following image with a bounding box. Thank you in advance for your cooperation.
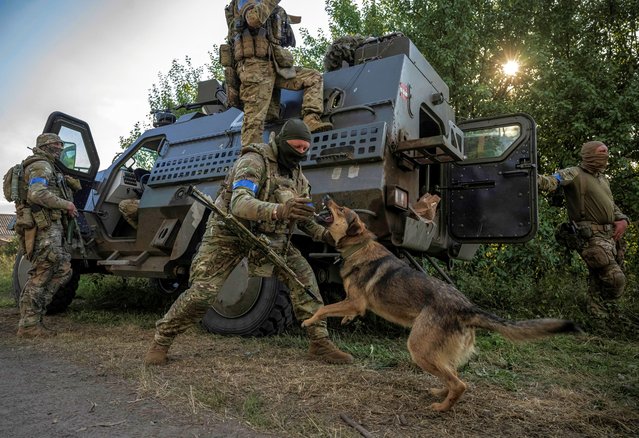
[338,241,368,261]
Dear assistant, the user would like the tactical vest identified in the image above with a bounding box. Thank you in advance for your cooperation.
[564,166,619,230]
[23,155,68,223]
[215,142,309,234]
[225,0,295,63]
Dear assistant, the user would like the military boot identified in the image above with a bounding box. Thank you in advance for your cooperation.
[303,114,333,133]
[144,341,170,366]
[308,338,354,364]
[17,324,56,339]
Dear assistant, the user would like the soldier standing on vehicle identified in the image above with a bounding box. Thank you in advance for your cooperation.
[145,119,352,366]
[222,0,332,145]
[16,133,79,338]
[538,141,630,317]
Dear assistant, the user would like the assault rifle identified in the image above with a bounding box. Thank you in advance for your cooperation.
[56,165,87,259]
[187,185,321,301]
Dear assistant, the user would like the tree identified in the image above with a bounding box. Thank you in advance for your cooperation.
[120,55,212,150]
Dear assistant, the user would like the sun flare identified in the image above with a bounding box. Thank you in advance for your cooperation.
[502,60,520,76]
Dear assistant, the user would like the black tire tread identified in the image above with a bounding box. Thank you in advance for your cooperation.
[46,270,80,314]
[249,288,295,337]
[201,278,294,337]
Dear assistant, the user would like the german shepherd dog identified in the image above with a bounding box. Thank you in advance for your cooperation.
[302,197,581,412]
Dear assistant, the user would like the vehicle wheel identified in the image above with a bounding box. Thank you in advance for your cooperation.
[149,277,187,295]
[201,258,294,337]
[12,248,80,314]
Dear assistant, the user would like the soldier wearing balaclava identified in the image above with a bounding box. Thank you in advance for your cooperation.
[538,140,630,318]
[145,119,353,367]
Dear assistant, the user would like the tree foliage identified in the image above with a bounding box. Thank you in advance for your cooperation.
[120,55,214,150]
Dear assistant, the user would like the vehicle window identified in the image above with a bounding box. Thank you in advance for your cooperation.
[464,124,521,159]
[128,146,159,171]
[58,126,92,173]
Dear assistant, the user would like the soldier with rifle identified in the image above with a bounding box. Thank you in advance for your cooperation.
[13,133,80,338]
[145,119,353,366]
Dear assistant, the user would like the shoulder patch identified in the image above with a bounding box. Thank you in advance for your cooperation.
[232,179,259,195]
[29,177,48,187]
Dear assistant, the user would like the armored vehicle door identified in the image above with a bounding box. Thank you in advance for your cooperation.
[447,113,537,243]
[43,112,100,210]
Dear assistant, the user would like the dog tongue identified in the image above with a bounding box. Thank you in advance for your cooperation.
[317,212,334,224]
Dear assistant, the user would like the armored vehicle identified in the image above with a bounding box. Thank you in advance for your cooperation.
[12,35,538,335]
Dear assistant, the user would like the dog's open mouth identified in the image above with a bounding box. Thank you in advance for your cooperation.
[316,210,334,225]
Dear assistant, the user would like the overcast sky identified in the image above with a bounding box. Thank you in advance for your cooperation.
[0,0,332,213]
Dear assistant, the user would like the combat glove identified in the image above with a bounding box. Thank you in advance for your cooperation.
[275,197,315,221]
[64,175,82,192]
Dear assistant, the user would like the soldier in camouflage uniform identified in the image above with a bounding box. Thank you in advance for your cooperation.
[145,119,352,366]
[223,0,332,145]
[538,141,630,317]
[17,133,78,338]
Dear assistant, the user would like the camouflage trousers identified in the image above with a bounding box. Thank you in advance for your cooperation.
[118,198,139,229]
[154,217,328,347]
[579,232,626,314]
[19,221,72,328]
[237,57,324,145]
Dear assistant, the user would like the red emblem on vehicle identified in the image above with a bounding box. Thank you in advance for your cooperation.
[399,82,410,100]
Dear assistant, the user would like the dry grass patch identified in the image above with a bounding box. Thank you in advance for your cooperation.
[1,307,637,437]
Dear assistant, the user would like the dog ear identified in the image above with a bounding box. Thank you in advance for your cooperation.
[346,215,364,236]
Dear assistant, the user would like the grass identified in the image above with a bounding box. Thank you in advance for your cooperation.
[0,252,16,308]
[1,250,638,437]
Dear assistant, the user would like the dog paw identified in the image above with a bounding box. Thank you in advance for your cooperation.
[429,401,451,412]
[341,315,356,325]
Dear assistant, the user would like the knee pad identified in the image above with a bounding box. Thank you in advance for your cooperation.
[581,245,611,269]
[601,266,626,299]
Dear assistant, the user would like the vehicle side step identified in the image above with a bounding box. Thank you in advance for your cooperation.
[97,250,150,267]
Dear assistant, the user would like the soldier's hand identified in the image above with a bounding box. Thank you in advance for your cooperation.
[64,175,82,192]
[613,219,628,240]
[276,197,314,221]
[66,202,78,218]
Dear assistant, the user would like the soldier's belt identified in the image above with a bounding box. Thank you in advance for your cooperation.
[577,222,613,232]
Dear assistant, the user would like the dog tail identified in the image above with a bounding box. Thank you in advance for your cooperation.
[466,309,583,341]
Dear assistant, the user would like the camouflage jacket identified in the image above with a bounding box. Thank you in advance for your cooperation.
[538,166,629,225]
[24,149,72,219]
[215,137,325,240]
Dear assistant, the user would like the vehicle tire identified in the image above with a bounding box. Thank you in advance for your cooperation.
[201,258,294,337]
[12,249,80,314]
[149,277,187,295]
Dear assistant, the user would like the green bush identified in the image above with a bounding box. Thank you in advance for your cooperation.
[77,274,177,312]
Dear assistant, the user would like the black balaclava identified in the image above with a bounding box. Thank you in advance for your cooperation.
[276,119,311,172]
[580,141,608,174]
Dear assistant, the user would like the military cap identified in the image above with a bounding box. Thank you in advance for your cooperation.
[36,133,63,148]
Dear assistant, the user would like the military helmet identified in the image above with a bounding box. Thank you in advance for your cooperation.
[36,133,63,148]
